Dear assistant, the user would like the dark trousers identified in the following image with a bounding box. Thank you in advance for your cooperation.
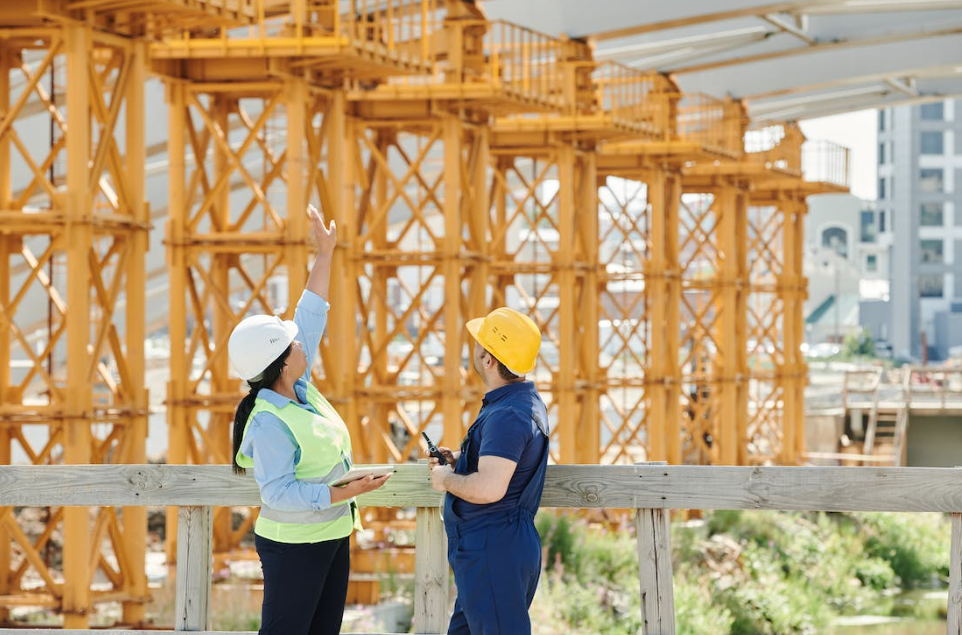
[447,517,542,635]
[255,534,350,635]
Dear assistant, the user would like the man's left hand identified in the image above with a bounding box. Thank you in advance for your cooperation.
[430,464,453,492]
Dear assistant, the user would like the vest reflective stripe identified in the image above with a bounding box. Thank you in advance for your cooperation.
[236,382,359,540]
[259,497,353,524]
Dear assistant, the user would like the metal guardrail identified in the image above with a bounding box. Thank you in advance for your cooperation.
[153,0,436,68]
[801,139,850,189]
[676,92,743,156]
[5,463,962,634]
[593,61,673,138]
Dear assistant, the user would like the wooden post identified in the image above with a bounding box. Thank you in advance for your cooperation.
[635,462,675,635]
[174,506,212,631]
[948,512,962,634]
[414,461,449,634]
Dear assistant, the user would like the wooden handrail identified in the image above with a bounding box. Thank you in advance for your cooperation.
[2,463,962,634]
[5,463,962,511]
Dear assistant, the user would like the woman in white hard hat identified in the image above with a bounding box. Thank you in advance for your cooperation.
[229,205,390,635]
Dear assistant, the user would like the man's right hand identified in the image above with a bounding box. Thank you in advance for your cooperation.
[437,446,457,464]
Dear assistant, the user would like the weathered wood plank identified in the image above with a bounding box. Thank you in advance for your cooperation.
[636,463,675,635]
[0,464,443,508]
[174,506,212,632]
[949,513,962,635]
[5,464,962,512]
[636,507,675,635]
[413,503,449,633]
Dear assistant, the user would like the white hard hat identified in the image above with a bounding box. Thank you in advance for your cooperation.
[228,314,299,381]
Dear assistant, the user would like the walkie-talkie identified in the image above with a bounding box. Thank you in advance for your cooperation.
[422,432,449,466]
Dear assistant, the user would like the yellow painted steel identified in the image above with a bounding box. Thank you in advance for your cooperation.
[0,0,854,622]
[0,14,152,624]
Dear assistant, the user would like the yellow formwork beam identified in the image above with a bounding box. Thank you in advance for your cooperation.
[0,23,148,623]
[120,38,150,625]
[0,44,11,623]
[487,141,598,464]
[164,79,316,559]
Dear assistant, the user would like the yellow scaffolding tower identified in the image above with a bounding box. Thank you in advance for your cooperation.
[0,0,852,623]
[0,13,151,628]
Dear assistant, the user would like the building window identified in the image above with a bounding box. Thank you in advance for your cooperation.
[920,169,943,193]
[860,210,876,242]
[878,177,886,199]
[920,203,943,227]
[919,274,944,298]
[866,254,878,272]
[921,102,944,121]
[822,227,848,258]
[879,111,886,131]
[921,131,944,155]
[880,211,886,233]
[878,142,885,164]
[921,239,944,264]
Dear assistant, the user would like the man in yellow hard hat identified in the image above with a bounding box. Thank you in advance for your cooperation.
[429,307,549,635]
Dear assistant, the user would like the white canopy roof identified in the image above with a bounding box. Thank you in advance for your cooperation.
[481,0,962,121]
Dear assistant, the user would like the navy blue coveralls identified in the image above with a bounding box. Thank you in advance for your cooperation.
[443,381,550,635]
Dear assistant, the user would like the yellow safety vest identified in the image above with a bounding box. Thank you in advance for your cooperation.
[236,382,361,543]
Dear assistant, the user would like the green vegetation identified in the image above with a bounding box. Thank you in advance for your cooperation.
[842,329,876,358]
[532,510,950,635]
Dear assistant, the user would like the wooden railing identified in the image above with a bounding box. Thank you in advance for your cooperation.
[3,463,962,634]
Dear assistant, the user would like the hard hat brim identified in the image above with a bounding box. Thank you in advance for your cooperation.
[466,317,484,344]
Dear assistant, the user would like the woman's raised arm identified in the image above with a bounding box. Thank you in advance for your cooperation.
[306,204,336,302]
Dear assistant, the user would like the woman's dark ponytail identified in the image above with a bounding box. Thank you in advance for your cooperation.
[232,344,294,475]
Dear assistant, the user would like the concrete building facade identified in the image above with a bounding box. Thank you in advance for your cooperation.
[804,194,889,345]
[879,99,962,360]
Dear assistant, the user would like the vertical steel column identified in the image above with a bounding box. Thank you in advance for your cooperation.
[491,156,512,306]
[209,95,233,549]
[464,125,490,427]
[121,39,148,625]
[577,152,600,464]
[557,145,577,463]
[370,130,391,463]
[285,78,309,309]
[782,195,806,463]
[165,80,188,562]
[324,91,360,445]
[715,185,749,465]
[442,116,464,444]
[647,171,666,461]
[735,188,749,465]
[665,173,682,465]
[0,42,11,624]
[63,23,92,629]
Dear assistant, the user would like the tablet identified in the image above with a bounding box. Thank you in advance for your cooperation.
[330,466,396,487]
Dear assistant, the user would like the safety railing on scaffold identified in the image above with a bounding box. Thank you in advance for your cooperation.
[676,92,744,157]
[350,17,579,114]
[5,463,962,634]
[592,61,673,139]
[801,139,850,189]
[151,0,437,71]
[743,124,804,174]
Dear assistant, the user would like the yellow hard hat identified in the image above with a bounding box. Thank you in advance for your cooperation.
[466,307,541,376]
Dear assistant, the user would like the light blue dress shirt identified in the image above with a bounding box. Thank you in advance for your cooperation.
[238,290,334,512]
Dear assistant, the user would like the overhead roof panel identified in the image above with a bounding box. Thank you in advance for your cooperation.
[482,0,962,120]
[674,33,962,98]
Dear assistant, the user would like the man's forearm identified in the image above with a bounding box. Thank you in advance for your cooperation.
[443,472,501,505]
